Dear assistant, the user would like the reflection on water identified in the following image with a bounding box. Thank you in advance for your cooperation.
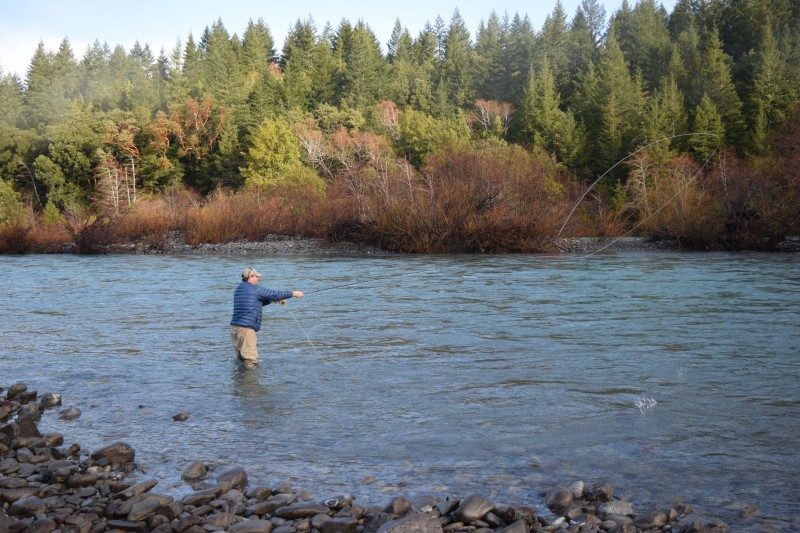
[1,252,799,532]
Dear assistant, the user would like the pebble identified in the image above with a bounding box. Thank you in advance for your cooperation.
[0,380,730,533]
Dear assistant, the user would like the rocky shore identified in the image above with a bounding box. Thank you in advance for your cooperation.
[104,233,684,257]
[1,382,731,533]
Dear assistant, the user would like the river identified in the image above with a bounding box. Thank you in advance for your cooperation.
[1,251,798,531]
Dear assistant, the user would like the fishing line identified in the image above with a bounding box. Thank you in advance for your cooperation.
[304,263,444,295]
[284,298,363,375]
[580,150,720,259]
[558,132,723,243]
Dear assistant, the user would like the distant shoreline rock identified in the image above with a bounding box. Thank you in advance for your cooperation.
[105,233,688,256]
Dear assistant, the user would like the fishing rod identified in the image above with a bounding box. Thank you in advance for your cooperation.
[304,278,370,295]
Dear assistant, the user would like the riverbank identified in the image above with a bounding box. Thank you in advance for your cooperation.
[1,382,731,533]
[104,233,686,256]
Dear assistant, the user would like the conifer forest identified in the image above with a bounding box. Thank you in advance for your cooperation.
[1,0,799,253]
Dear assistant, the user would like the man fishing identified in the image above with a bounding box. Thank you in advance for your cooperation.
[230,267,304,367]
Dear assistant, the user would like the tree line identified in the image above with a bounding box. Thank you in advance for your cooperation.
[1,0,799,253]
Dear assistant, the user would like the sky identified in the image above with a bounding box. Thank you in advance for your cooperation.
[1,0,677,79]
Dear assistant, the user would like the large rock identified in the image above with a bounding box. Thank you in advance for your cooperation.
[376,512,443,533]
[182,487,222,506]
[39,392,62,408]
[274,502,331,519]
[10,494,47,515]
[587,483,614,502]
[228,519,275,533]
[58,407,81,420]
[383,496,411,515]
[496,520,530,533]
[451,494,495,524]
[544,486,573,511]
[0,487,36,503]
[128,495,169,522]
[497,504,537,526]
[119,478,158,499]
[597,500,634,517]
[322,516,359,533]
[216,466,248,492]
[6,383,27,398]
[181,460,207,482]
[91,442,135,467]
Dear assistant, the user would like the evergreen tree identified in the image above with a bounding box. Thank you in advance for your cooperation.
[593,33,647,176]
[473,12,508,101]
[23,41,56,129]
[337,21,385,110]
[690,92,724,161]
[385,21,422,107]
[182,33,202,96]
[566,0,605,104]
[700,27,744,146]
[517,58,585,166]
[675,20,704,111]
[641,74,688,160]
[240,116,323,193]
[668,0,696,39]
[439,9,474,111]
[124,41,160,113]
[52,38,80,102]
[310,24,338,106]
[536,1,570,94]
[80,40,114,111]
[281,19,318,111]
[241,18,277,77]
[611,0,672,91]
[203,20,243,109]
[506,14,536,106]
[387,19,413,63]
[744,25,794,153]
[0,70,24,128]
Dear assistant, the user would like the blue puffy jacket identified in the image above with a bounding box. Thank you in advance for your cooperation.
[230,282,293,332]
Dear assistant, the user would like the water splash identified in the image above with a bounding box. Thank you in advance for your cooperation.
[634,395,657,414]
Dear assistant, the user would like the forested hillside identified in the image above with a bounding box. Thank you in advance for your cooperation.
[1,0,799,253]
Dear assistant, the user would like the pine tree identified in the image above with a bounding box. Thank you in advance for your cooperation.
[744,25,794,153]
[387,19,412,63]
[281,19,317,111]
[203,20,243,109]
[611,0,672,91]
[310,25,338,106]
[439,9,474,111]
[566,0,605,104]
[537,1,569,94]
[700,27,744,146]
[242,18,277,77]
[691,93,724,161]
[0,71,23,127]
[506,14,535,106]
[23,41,55,128]
[80,40,113,111]
[473,12,508,101]
[338,21,385,110]
[517,58,585,167]
[182,33,202,96]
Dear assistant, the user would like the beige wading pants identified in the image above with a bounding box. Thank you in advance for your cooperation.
[231,326,259,365]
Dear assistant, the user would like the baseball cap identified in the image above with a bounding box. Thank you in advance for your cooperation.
[242,267,262,279]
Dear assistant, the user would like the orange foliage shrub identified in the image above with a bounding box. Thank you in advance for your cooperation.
[352,141,574,253]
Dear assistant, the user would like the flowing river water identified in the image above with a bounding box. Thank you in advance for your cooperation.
[1,252,798,531]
